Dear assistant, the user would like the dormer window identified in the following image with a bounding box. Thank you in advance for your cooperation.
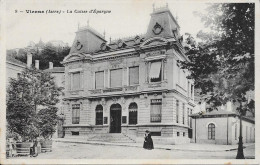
[117,39,126,48]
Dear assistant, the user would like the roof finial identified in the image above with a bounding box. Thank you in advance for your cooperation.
[78,22,80,30]
[176,12,178,21]
[110,37,111,44]
[152,3,155,11]
[87,19,89,27]
[166,3,168,8]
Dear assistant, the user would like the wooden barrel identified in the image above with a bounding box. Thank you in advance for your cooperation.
[40,140,52,152]
[16,142,32,156]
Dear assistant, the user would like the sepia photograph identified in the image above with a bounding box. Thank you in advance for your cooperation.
[1,0,259,164]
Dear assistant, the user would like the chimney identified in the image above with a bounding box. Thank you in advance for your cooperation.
[226,101,233,112]
[49,62,53,69]
[35,60,39,69]
[27,53,32,68]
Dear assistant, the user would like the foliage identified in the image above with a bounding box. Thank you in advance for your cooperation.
[37,107,59,139]
[181,3,254,115]
[33,44,70,70]
[7,45,70,70]
[6,67,63,141]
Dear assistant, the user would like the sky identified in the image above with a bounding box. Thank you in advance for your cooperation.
[5,0,208,49]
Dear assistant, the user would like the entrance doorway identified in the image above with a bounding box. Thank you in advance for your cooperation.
[110,104,122,133]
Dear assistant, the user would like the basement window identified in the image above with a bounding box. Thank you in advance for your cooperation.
[72,131,79,136]
[150,132,161,136]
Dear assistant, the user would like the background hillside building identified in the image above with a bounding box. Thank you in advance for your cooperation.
[61,6,196,144]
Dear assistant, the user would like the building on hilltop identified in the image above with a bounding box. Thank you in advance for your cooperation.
[61,5,196,144]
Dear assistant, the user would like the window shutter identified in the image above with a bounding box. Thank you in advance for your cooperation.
[110,69,122,87]
[95,71,104,89]
[150,99,162,122]
[129,66,139,85]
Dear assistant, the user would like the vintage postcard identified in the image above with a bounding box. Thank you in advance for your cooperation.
[0,0,259,164]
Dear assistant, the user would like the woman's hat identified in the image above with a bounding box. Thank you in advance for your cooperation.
[145,130,150,133]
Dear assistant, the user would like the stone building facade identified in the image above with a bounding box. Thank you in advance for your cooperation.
[190,110,255,145]
[6,55,27,86]
[62,6,196,144]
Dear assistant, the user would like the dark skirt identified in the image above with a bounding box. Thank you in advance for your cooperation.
[143,138,154,150]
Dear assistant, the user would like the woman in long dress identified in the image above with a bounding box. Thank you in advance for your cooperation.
[143,130,154,150]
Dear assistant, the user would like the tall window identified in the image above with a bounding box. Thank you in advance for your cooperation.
[150,99,162,122]
[95,105,103,125]
[129,66,139,85]
[190,109,193,128]
[72,104,80,124]
[176,100,179,123]
[235,124,237,140]
[191,84,194,100]
[187,108,190,126]
[177,64,180,84]
[182,103,185,124]
[208,123,215,140]
[110,69,122,88]
[149,61,162,82]
[95,71,104,89]
[129,102,138,125]
[72,72,80,90]
[180,70,187,89]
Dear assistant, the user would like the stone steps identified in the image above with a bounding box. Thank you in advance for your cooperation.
[87,133,136,143]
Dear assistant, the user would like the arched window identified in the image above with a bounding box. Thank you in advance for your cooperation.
[129,103,138,125]
[96,104,103,125]
[208,123,215,140]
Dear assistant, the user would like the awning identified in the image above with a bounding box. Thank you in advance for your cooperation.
[149,61,162,79]
[129,108,137,112]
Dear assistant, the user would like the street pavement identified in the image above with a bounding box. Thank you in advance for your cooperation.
[12,141,255,159]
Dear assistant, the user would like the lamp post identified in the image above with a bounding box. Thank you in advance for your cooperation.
[236,103,245,159]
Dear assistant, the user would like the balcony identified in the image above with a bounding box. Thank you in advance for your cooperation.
[89,85,139,96]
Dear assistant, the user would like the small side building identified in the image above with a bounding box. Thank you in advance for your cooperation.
[190,110,255,145]
[6,55,27,86]
[44,63,65,138]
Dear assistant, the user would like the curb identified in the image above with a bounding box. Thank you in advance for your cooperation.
[53,139,248,152]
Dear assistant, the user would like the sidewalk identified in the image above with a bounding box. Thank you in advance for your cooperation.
[53,138,254,152]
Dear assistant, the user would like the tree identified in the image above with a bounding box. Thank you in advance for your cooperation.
[6,67,63,141]
[33,45,70,70]
[36,107,59,139]
[7,45,70,70]
[180,3,254,159]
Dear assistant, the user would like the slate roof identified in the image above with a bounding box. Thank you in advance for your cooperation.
[6,56,26,67]
[190,110,237,117]
[94,35,146,54]
[190,110,255,123]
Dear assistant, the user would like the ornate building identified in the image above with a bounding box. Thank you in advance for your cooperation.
[61,6,196,144]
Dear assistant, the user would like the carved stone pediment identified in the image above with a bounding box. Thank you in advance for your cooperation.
[141,37,168,48]
[109,59,123,68]
[63,53,86,63]
[146,50,166,57]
